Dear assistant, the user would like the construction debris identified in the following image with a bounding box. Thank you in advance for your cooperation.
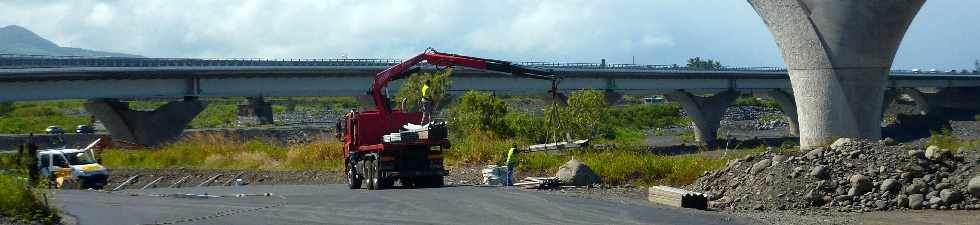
[514,177,561,189]
[526,139,590,152]
[481,165,507,186]
[111,175,140,191]
[648,186,708,210]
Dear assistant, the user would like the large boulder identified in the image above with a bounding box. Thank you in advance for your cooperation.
[751,159,772,174]
[829,138,853,152]
[556,159,600,186]
[969,176,980,197]
[908,194,925,210]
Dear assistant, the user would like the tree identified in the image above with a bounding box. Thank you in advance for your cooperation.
[448,91,509,135]
[686,57,722,70]
[394,68,453,112]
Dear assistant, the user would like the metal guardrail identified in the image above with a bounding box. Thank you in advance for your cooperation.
[1,53,977,75]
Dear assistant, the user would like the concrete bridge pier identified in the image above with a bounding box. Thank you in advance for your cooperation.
[239,96,274,125]
[760,89,800,136]
[749,0,926,148]
[85,97,207,147]
[604,91,623,105]
[665,90,739,146]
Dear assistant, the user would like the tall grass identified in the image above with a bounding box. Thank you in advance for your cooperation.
[100,133,345,171]
[0,174,59,224]
[516,144,739,186]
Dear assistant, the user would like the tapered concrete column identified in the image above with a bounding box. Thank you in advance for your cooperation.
[85,97,207,146]
[239,96,274,124]
[665,90,738,146]
[763,89,800,136]
[749,0,925,148]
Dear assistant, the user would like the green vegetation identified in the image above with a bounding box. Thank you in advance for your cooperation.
[394,69,453,111]
[443,89,756,185]
[927,128,978,154]
[100,133,345,171]
[0,101,90,134]
[687,57,722,70]
[187,104,240,129]
[734,96,779,109]
[0,151,60,224]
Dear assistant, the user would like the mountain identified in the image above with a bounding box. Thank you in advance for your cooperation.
[0,25,142,57]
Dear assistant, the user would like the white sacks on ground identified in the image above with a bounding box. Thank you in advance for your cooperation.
[481,165,508,186]
[556,159,600,186]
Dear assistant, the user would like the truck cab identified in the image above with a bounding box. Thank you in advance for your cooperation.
[38,148,108,189]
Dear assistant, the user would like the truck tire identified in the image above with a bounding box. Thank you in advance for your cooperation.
[366,159,377,190]
[400,178,415,188]
[374,159,392,189]
[347,164,362,189]
[429,176,444,188]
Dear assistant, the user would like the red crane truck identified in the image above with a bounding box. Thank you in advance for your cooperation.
[338,49,557,190]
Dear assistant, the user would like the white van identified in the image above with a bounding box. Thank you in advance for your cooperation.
[38,147,108,189]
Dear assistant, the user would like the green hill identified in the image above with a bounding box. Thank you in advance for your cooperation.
[0,25,142,57]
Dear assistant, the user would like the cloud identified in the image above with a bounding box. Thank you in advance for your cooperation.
[0,0,975,69]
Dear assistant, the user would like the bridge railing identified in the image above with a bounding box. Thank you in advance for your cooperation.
[3,54,976,75]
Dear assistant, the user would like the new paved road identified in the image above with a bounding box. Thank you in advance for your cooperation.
[55,185,748,225]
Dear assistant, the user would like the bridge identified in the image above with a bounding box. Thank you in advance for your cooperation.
[2,53,979,146]
[1,1,977,148]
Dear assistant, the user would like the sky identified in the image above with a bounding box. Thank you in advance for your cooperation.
[0,0,977,70]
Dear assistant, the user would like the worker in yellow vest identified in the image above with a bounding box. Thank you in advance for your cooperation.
[420,80,432,123]
[505,145,519,186]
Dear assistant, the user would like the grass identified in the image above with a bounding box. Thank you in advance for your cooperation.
[0,152,60,224]
[0,101,90,134]
[516,142,768,186]
[734,97,779,109]
[927,128,978,154]
[100,133,345,171]
[0,174,60,224]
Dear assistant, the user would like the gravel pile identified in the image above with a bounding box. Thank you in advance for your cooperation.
[271,109,338,126]
[687,138,980,212]
[721,106,790,130]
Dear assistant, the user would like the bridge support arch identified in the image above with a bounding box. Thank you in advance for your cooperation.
[760,89,800,136]
[85,97,207,147]
[239,96,274,125]
[749,0,925,148]
[665,90,739,146]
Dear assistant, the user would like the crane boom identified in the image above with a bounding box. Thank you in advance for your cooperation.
[369,49,558,116]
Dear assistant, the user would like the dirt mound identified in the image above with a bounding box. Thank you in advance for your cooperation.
[687,139,980,212]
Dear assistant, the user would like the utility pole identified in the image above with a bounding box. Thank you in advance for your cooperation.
[974,59,978,71]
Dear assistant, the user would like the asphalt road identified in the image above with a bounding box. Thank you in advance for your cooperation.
[54,185,748,225]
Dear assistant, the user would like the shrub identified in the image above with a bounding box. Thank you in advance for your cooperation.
[448,91,510,135]
[0,174,60,224]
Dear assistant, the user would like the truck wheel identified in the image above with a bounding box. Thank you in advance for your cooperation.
[347,165,362,189]
[373,159,390,190]
[369,160,380,190]
[401,178,415,188]
[428,176,444,188]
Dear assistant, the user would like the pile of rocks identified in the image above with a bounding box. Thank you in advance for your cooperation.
[687,138,980,212]
[720,106,790,130]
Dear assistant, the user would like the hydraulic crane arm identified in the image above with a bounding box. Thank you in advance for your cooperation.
[370,49,558,116]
